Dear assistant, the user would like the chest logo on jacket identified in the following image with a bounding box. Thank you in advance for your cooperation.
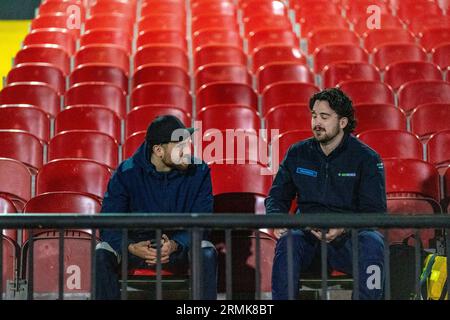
[296,167,318,177]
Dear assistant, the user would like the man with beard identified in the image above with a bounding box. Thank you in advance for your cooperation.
[95,115,217,300]
[266,88,386,300]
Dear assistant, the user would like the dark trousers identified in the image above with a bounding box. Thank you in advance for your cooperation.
[95,244,218,300]
[272,229,385,300]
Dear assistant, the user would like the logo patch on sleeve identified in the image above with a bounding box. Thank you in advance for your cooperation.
[338,172,356,177]
[296,167,318,177]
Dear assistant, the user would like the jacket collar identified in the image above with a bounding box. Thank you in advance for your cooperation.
[314,133,351,160]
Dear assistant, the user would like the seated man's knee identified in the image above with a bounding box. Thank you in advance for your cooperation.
[359,231,384,260]
[277,229,307,246]
[201,241,217,263]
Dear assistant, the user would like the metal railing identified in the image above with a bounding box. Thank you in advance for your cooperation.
[0,213,449,300]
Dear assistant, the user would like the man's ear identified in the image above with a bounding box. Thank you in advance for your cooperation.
[340,117,348,130]
[152,144,163,157]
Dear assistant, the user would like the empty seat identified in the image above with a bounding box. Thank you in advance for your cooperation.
[74,45,130,76]
[338,80,395,105]
[24,28,76,55]
[409,14,450,36]
[65,83,127,118]
[241,0,287,20]
[55,105,122,144]
[134,45,189,72]
[138,14,186,34]
[194,45,246,71]
[384,61,443,91]
[195,63,251,91]
[131,83,192,117]
[357,129,423,160]
[0,105,50,143]
[299,14,349,37]
[14,45,70,75]
[295,1,340,20]
[0,82,60,117]
[0,158,32,211]
[398,80,450,114]
[38,0,86,17]
[192,14,238,34]
[247,29,298,54]
[353,104,406,135]
[192,29,242,51]
[36,159,111,200]
[252,45,307,74]
[264,104,311,137]
[133,64,190,90]
[7,63,65,95]
[308,28,360,54]
[143,0,186,17]
[80,29,131,54]
[136,30,187,51]
[262,82,319,116]
[31,13,81,38]
[257,62,314,93]
[90,0,136,19]
[410,103,450,140]
[272,130,313,163]
[70,63,128,94]
[84,13,134,36]
[122,131,145,160]
[344,0,390,23]
[192,0,235,17]
[196,82,257,113]
[353,14,403,37]
[373,43,428,70]
[396,0,443,25]
[432,43,450,71]
[322,61,380,88]
[313,44,369,73]
[2,235,18,298]
[363,28,415,52]
[1,195,17,240]
[126,106,191,139]
[420,27,450,51]
[427,129,450,173]
[0,130,43,173]
[197,105,260,131]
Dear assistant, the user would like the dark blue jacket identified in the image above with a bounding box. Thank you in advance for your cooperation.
[100,141,213,256]
[265,134,387,215]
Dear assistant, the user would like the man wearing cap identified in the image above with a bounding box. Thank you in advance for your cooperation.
[95,115,217,300]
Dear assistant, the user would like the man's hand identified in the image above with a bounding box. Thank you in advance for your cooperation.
[273,228,288,239]
[128,240,153,260]
[310,228,345,243]
[146,234,179,266]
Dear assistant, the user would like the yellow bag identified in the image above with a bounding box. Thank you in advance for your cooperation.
[420,254,448,300]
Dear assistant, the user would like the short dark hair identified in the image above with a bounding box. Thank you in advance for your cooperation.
[308,88,357,134]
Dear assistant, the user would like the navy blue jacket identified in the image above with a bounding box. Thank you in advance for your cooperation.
[100,141,213,256]
[265,134,387,215]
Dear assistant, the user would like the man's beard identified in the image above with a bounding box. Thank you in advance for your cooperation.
[313,124,340,144]
[162,155,191,171]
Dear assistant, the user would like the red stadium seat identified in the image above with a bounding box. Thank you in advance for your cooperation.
[66,83,127,119]
[14,45,70,75]
[55,105,122,144]
[299,14,349,37]
[1,195,17,240]
[0,105,50,143]
[244,15,291,37]
[0,158,32,211]
[36,159,111,200]
[427,130,450,173]
[357,129,423,160]
[247,29,298,54]
[90,0,136,19]
[192,29,242,51]
[322,61,380,88]
[353,15,403,37]
[0,82,60,117]
[192,14,238,34]
[210,162,272,214]
[313,44,369,73]
[396,0,443,25]
[136,30,187,51]
[123,131,145,160]
[252,45,307,74]
[262,82,320,116]
[272,130,313,163]
[75,45,130,76]
[0,130,43,173]
[384,61,443,91]
[308,28,360,54]
[142,0,186,17]
[195,63,251,90]
[24,28,76,55]
[133,64,190,90]
[131,83,192,116]
[192,1,235,17]
[7,63,65,95]
[294,0,339,18]
[70,64,128,94]
[410,103,450,140]
[196,82,257,113]
[264,104,311,138]
[126,106,191,139]
[48,131,118,169]
[408,15,450,36]
[343,0,390,23]
[398,80,450,114]
[38,0,86,17]
[420,27,450,51]
[31,14,81,38]
[2,235,19,298]
[257,62,314,93]
[138,14,186,34]
[80,29,131,54]
[134,45,189,72]
[241,0,287,21]
[373,43,428,70]
[338,80,395,105]
[84,13,134,36]
[353,103,406,135]
[363,28,416,52]
[444,168,450,212]
[197,105,260,131]
[432,43,450,72]
[194,45,246,71]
